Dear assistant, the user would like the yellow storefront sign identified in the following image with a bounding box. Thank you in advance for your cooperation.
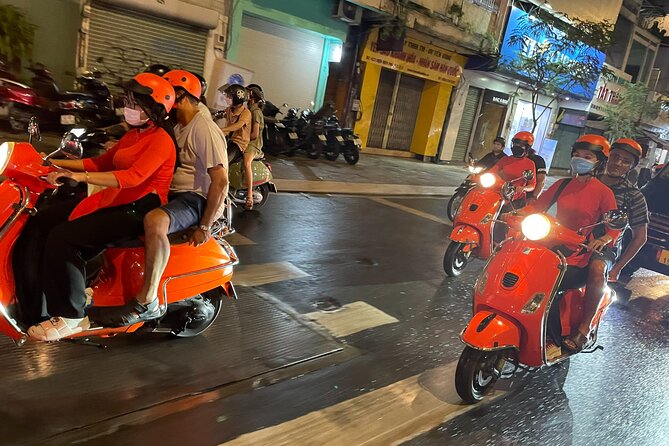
[362,29,465,86]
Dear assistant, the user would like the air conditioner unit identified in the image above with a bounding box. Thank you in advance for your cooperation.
[333,0,363,25]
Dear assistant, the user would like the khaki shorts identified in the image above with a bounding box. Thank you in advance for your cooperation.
[245,145,263,160]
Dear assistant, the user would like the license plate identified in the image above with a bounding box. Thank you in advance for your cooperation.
[60,115,76,125]
[0,105,8,117]
[335,135,345,142]
[354,138,362,145]
[318,134,327,142]
[658,249,669,266]
[288,132,298,140]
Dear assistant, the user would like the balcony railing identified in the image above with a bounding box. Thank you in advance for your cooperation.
[470,0,499,13]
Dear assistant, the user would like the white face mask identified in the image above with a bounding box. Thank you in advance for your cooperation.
[124,107,149,127]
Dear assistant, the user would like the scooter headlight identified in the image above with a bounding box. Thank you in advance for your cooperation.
[479,173,496,188]
[468,166,483,174]
[521,213,551,241]
[0,142,13,175]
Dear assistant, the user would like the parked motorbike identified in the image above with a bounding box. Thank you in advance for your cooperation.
[0,122,238,345]
[262,102,300,156]
[454,209,627,403]
[324,114,362,165]
[443,170,534,276]
[0,78,38,132]
[28,64,118,130]
[446,161,483,222]
[228,156,277,210]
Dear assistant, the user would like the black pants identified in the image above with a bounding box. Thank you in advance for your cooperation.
[13,194,160,322]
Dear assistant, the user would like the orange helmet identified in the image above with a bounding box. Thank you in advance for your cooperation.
[572,134,610,161]
[122,72,175,113]
[512,131,535,147]
[611,138,643,165]
[163,69,202,100]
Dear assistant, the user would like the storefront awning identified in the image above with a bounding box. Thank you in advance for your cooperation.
[640,129,669,150]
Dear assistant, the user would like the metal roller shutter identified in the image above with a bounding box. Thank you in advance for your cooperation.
[386,73,424,151]
[86,1,208,87]
[367,68,397,148]
[237,14,325,111]
[452,87,483,162]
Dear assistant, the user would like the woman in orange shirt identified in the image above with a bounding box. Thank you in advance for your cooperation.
[16,73,178,341]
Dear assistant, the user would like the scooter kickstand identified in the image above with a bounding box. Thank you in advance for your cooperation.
[66,337,108,349]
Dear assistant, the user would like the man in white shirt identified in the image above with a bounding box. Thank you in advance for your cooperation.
[92,70,228,325]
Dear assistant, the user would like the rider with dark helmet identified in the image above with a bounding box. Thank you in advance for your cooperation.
[219,84,251,162]
[144,64,171,77]
[488,131,537,202]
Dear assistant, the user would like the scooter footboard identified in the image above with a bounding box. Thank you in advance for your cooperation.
[461,311,520,351]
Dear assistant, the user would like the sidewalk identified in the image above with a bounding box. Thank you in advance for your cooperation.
[269,152,564,196]
[269,154,467,197]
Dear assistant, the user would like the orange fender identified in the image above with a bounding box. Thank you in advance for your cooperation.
[461,311,520,351]
[450,224,481,246]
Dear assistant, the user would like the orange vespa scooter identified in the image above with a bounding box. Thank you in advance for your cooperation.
[454,210,627,403]
[443,169,534,277]
[0,132,238,345]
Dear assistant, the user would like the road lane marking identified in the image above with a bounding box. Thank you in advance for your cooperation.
[234,262,310,287]
[222,361,505,446]
[304,301,399,337]
[274,179,456,197]
[226,232,255,246]
[369,197,449,225]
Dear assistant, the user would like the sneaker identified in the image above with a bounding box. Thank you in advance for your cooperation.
[28,317,90,341]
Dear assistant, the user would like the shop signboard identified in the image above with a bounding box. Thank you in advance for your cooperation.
[589,74,628,117]
[362,29,466,86]
[498,6,606,100]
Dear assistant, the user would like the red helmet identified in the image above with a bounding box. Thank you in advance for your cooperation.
[611,138,643,164]
[122,72,175,113]
[163,69,202,100]
[572,134,610,161]
[512,131,535,147]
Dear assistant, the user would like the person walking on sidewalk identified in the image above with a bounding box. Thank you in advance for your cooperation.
[90,70,228,326]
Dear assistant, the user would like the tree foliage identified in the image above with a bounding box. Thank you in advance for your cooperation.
[0,4,36,63]
[602,80,661,141]
[501,6,614,132]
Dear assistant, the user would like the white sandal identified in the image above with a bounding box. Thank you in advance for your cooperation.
[28,317,90,341]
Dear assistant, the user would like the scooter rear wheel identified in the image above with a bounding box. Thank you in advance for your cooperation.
[443,242,470,277]
[343,148,360,165]
[168,291,222,338]
[455,346,504,404]
[251,183,271,209]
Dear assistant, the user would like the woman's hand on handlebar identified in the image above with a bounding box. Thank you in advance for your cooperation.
[46,169,76,186]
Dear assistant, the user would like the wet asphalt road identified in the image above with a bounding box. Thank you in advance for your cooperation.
[4,191,668,445]
[50,192,668,446]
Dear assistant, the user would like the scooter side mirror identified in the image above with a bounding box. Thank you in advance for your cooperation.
[603,209,628,230]
[47,130,84,161]
[522,170,534,181]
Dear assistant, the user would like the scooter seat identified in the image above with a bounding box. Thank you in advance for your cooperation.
[111,229,193,248]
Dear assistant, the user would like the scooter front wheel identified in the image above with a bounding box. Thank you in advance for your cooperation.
[443,242,470,277]
[446,190,466,222]
[455,346,504,404]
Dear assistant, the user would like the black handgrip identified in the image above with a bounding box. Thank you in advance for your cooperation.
[58,177,80,188]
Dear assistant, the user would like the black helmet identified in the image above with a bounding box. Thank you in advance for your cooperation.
[246,83,263,92]
[247,85,264,103]
[493,136,505,146]
[193,72,207,96]
[224,84,247,106]
[144,64,171,77]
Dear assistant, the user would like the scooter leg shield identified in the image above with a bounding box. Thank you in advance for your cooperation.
[461,311,521,351]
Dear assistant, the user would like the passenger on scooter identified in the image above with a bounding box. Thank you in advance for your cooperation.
[219,84,251,163]
[488,131,537,202]
[90,70,229,327]
[475,136,506,170]
[244,85,265,210]
[526,148,547,200]
[522,134,619,353]
[19,73,178,340]
[557,139,648,352]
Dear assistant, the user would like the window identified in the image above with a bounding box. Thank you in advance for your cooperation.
[606,17,633,69]
[640,48,656,84]
[625,40,647,83]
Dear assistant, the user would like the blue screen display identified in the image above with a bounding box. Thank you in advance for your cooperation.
[498,6,606,100]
